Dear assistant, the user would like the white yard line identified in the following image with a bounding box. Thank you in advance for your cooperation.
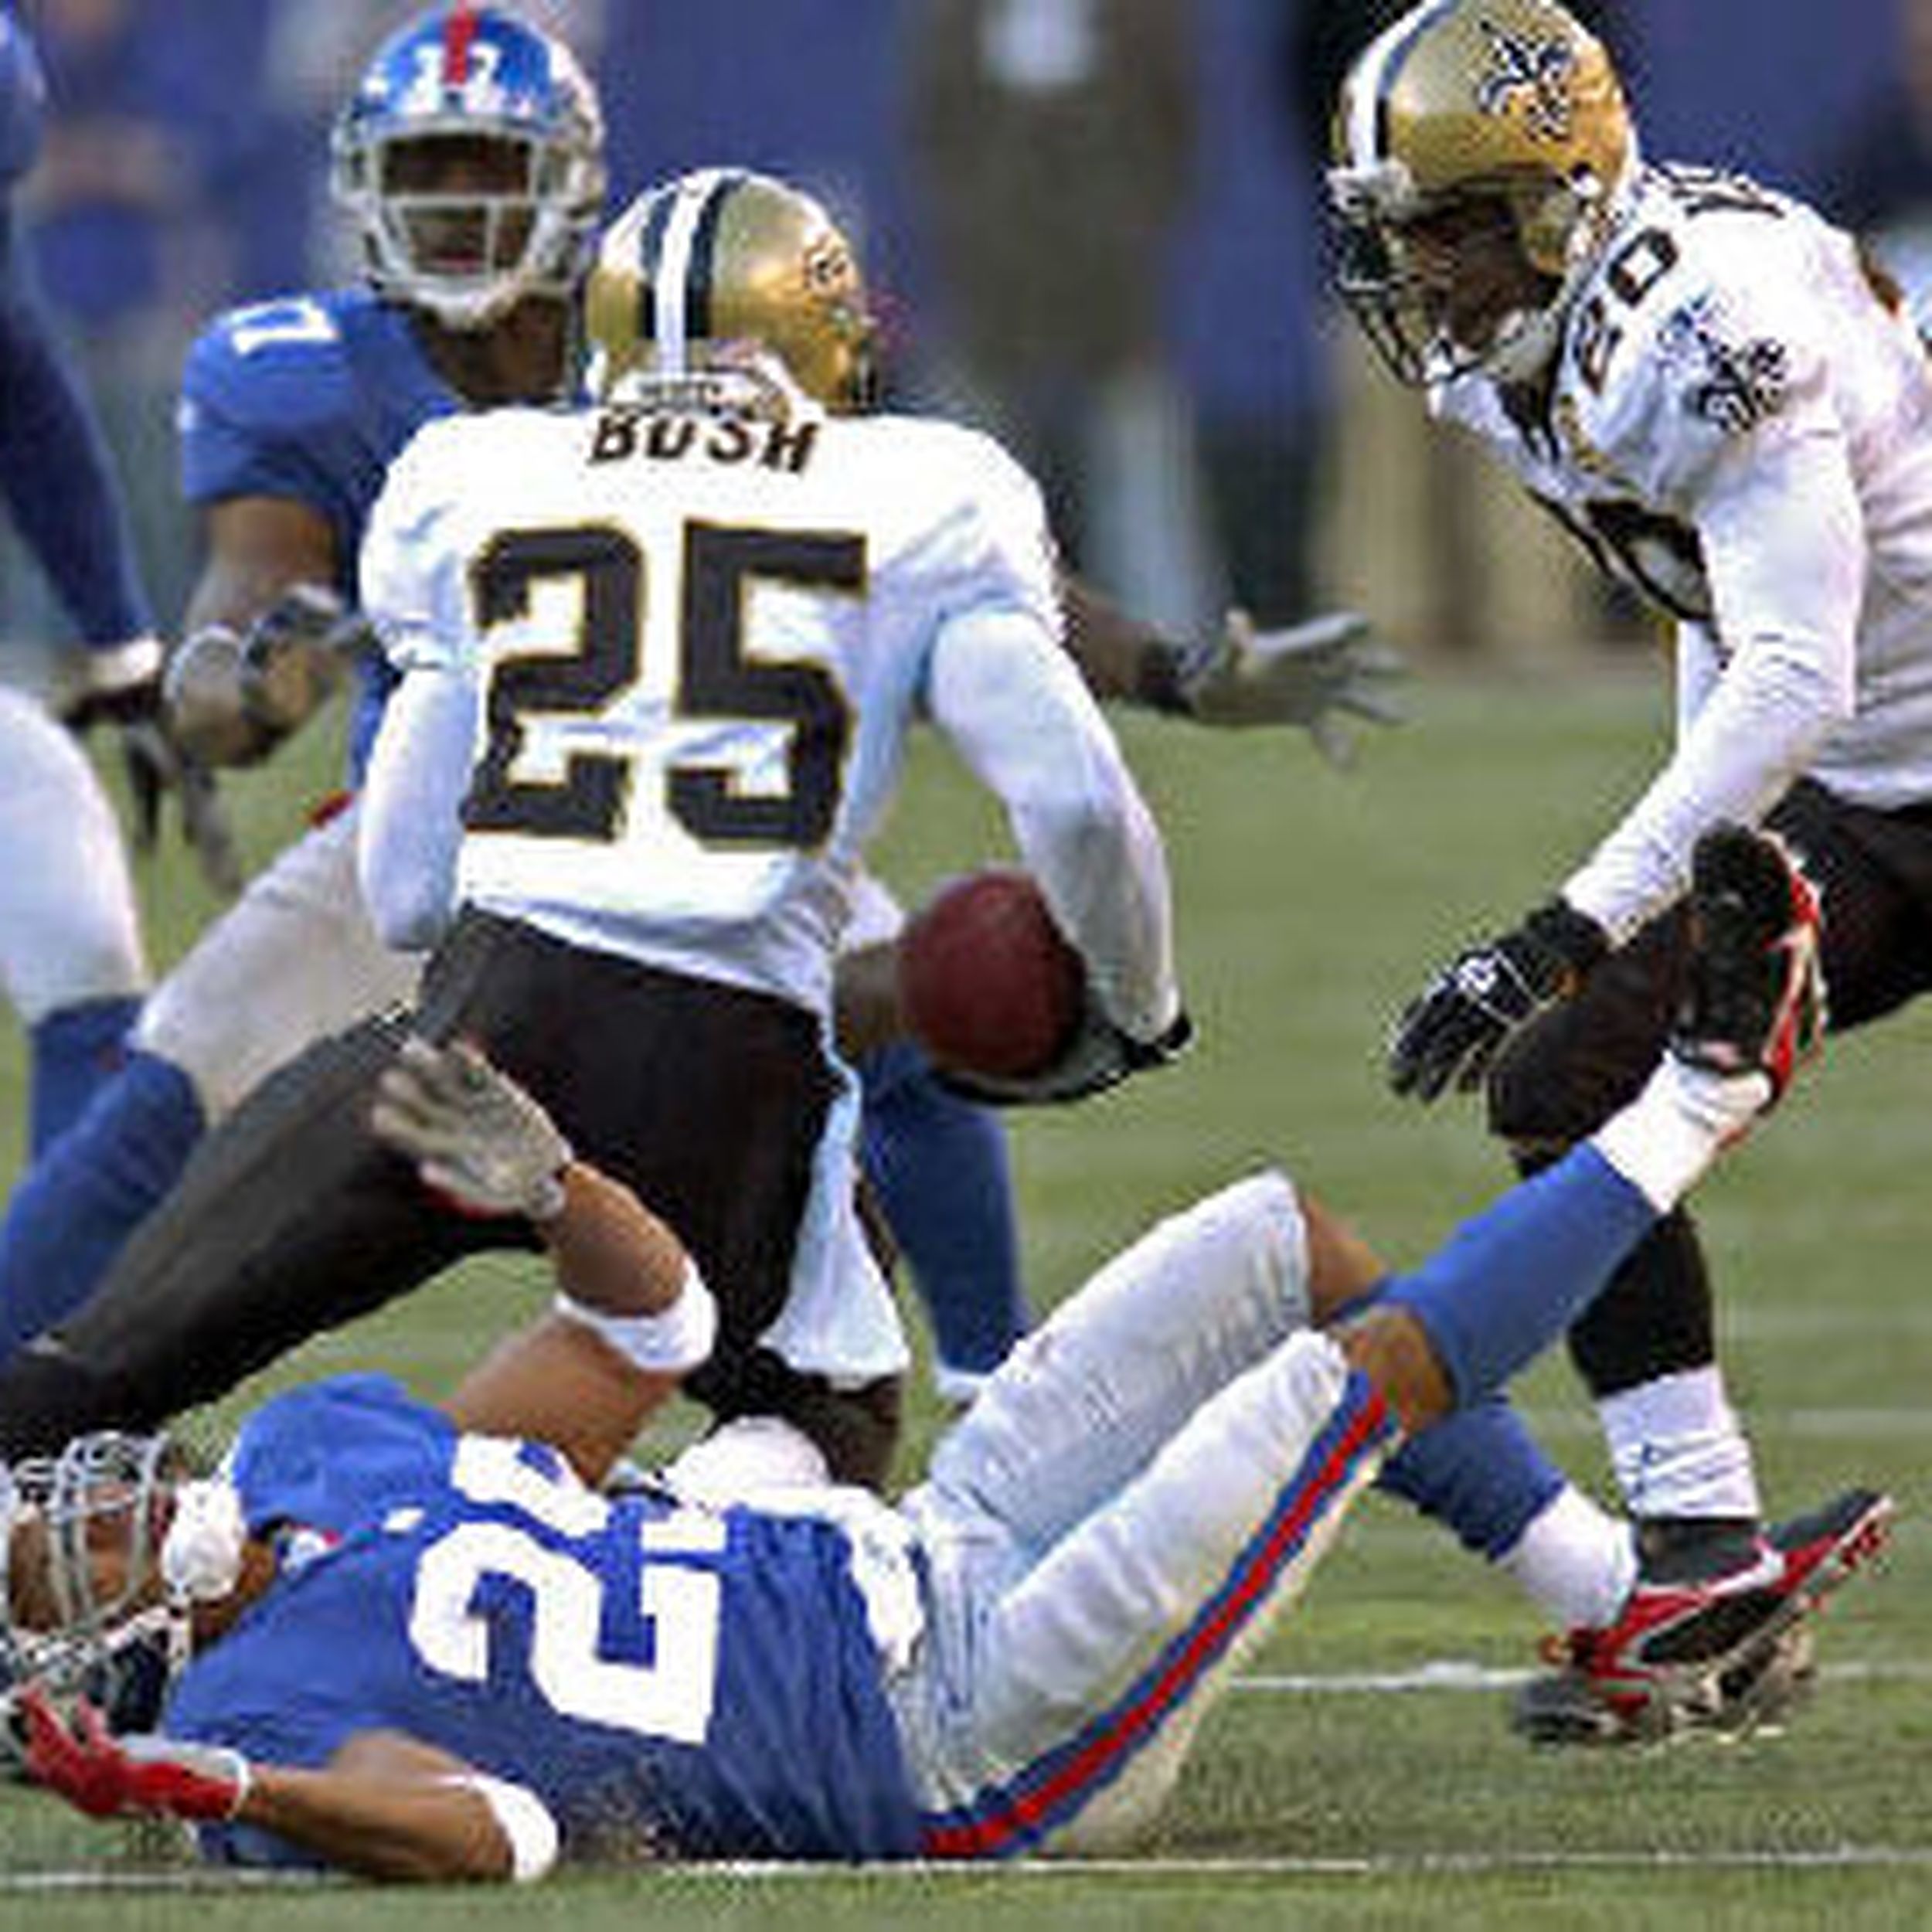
[8,1847,1932,1890]
[1229,1658,1932,1695]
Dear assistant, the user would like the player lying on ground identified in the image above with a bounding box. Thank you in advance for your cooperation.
[1,825,1893,1878]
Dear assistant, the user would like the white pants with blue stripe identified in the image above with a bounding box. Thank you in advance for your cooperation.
[892,1172,1395,1859]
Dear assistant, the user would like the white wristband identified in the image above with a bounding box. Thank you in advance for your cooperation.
[553,1261,716,1373]
[441,1772,560,1883]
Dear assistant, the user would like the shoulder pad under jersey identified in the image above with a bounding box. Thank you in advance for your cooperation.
[1557,168,1826,502]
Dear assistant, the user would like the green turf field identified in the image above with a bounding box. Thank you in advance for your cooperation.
[2,668,1926,1927]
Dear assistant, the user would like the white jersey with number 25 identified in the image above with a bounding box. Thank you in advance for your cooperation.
[359,395,1175,1032]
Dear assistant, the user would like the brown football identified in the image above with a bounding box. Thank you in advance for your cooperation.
[897,869,1086,1079]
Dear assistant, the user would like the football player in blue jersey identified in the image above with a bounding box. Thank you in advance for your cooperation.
[0,7,169,1153]
[4,827,1889,1876]
[0,2,604,1359]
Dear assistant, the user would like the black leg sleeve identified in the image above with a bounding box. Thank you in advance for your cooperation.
[0,1009,512,1456]
[1564,1208,1718,1398]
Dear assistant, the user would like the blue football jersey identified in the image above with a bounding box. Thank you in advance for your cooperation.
[176,288,461,779]
[165,1379,922,1868]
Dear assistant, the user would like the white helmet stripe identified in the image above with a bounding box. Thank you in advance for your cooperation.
[1345,0,1462,167]
[650,168,743,378]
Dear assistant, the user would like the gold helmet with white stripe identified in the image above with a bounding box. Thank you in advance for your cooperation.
[1328,0,1635,385]
[583,168,876,412]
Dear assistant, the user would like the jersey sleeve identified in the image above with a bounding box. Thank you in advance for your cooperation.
[1559,230,1865,936]
[179,297,367,532]
[0,217,151,645]
[887,419,1062,648]
[359,417,476,675]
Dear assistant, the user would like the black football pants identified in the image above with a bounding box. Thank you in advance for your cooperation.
[0,911,902,1486]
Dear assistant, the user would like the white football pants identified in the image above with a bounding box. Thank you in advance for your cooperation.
[0,685,148,1023]
[134,801,419,1119]
[892,1172,1396,1856]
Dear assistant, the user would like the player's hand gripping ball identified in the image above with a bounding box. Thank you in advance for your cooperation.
[897,869,1086,1080]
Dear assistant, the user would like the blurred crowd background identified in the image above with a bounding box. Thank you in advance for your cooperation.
[0,0,1920,667]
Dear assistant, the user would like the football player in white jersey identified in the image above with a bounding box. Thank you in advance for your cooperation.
[350,165,1187,1481]
[1328,0,1920,1740]
[0,167,1187,1494]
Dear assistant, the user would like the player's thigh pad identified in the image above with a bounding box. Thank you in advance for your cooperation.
[900,1328,1393,1856]
[135,804,419,1118]
[917,1172,1311,1572]
[0,685,147,1019]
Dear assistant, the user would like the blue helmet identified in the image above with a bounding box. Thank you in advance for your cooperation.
[332,4,606,330]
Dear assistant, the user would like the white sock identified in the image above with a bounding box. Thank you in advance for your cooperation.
[1495,1482,1638,1628]
[1599,1366,1763,1522]
[1591,1056,1771,1213]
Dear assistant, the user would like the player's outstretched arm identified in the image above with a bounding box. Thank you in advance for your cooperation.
[370,1038,716,1484]
[1060,574,1406,765]
[23,1688,552,1883]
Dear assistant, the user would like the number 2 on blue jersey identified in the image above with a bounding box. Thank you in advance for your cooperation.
[406,1437,726,1745]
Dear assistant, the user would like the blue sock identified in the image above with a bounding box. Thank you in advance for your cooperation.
[1377,1396,1567,1560]
[28,995,141,1155]
[0,1049,205,1362]
[1379,1144,1658,1407]
[858,1040,1029,1381]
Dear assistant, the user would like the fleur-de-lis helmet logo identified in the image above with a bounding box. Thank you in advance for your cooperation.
[1474,20,1578,142]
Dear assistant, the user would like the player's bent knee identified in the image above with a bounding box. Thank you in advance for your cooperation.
[1335,1307,1451,1434]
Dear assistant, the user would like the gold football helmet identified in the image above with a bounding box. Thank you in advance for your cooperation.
[1328,0,1636,385]
[583,168,876,412]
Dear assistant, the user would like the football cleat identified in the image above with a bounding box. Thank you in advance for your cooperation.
[1672,822,1826,1104]
[1512,1487,1894,1747]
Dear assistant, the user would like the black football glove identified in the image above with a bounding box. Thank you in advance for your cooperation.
[57,658,244,900]
[939,1002,1193,1108]
[117,719,244,899]
[1386,900,1607,1103]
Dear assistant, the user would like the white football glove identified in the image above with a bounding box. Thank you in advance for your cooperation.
[1181,608,1406,766]
[370,1036,573,1223]
[165,585,372,770]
